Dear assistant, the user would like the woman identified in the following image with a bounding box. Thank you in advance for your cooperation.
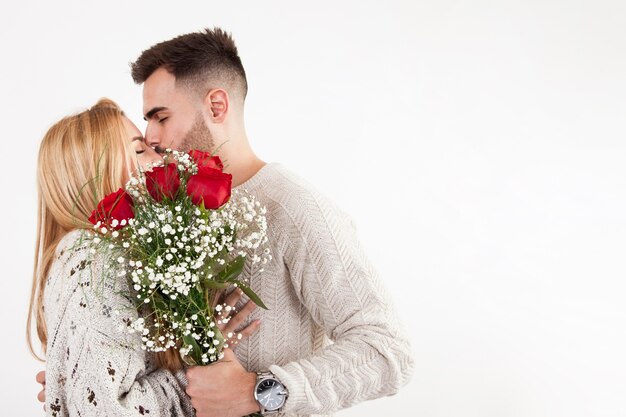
[27,99,259,415]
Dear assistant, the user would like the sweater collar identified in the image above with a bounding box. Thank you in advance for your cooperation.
[233,162,279,192]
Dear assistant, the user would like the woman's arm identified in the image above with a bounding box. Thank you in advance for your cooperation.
[43,234,261,416]
[39,282,258,414]
[44,244,194,416]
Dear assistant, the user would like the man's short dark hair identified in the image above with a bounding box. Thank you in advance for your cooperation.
[131,27,248,100]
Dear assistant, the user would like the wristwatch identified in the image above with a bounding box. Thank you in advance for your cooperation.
[254,371,288,414]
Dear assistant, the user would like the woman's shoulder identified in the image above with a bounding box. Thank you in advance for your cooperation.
[55,229,91,258]
[45,229,133,336]
[45,230,110,307]
[46,230,92,285]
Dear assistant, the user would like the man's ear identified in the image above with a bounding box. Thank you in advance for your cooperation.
[204,89,229,123]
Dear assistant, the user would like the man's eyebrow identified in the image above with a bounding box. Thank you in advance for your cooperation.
[144,106,167,121]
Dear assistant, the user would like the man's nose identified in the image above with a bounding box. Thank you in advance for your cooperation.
[144,124,160,149]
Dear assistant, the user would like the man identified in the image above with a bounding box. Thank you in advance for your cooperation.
[38,28,414,417]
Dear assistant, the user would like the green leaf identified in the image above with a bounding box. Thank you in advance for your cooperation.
[182,334,202,365]
[235,280,268,310]
[217,256,245,283]
[152,295,169,311]
[203,280,231,289]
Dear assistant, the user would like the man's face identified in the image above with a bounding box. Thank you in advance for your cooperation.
[142,67,214,153]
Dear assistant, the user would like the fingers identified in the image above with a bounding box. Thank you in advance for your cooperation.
[224,319,261,349]
[215,288,243,333]
[36,370,46,385]
[36,370,46,404]
[37,388,45,403]
[238,319,261,339]
[222,288,243,308]
[222,300,256,334]
[214,287,261,349]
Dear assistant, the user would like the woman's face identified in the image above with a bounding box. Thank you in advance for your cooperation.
[122,116,162,171]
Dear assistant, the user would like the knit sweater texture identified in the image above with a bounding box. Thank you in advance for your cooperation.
[44,163,414,416]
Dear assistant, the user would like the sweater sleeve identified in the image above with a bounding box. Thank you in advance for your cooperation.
[45,243,195,417]
[268,189,415,415]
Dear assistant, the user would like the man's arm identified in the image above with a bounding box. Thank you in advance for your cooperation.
[265,189,415,414]
[186,185,414,416]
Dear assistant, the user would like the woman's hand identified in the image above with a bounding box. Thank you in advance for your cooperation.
[36,370,45,410]
[215,287,261,348]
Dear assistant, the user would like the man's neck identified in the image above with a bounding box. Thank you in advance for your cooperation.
[213,127,264,187]
[230,156,266,187]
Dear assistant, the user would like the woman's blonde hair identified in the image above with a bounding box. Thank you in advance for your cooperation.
[27,98,134,359]
[27,98,183,372]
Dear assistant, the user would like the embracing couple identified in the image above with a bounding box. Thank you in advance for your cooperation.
[27,28,414,417]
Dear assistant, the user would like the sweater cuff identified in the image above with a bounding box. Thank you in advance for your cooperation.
[269,362,310,414]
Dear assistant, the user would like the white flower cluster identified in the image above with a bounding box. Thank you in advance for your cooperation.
[122,191,269,360]
[128,311,225,363]
[89,150,271,365]
[125,176,147,202]
[219,190,271,267]
[167,149,197,174]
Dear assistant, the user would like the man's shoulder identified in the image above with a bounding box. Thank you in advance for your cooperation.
[245,163,349,230]
[249,164,328,211]
[265,164,318,195]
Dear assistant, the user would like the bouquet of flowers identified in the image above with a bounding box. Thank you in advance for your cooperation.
[86,149,270,365]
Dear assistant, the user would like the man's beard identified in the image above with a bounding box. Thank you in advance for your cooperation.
[169,113,215,153]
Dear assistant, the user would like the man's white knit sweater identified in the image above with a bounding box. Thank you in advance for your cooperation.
[44,163,414,416]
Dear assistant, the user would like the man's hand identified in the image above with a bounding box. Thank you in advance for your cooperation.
[185,349,260,417]
[36,370,46,410]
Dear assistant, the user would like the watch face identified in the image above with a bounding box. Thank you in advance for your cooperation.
[255,378,287,411]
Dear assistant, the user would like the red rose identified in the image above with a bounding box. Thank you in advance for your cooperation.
[88,188,134,229]
[188,150,224,171]
[186,166,232,209]
[145,163,181,202]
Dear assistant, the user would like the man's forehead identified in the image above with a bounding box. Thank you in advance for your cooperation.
[142,68,177,106]
[142,90,176,117]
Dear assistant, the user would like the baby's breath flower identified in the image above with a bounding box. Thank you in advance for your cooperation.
[87,153,270,366]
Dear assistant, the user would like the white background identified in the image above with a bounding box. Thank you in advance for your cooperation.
[1,1,625,416]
